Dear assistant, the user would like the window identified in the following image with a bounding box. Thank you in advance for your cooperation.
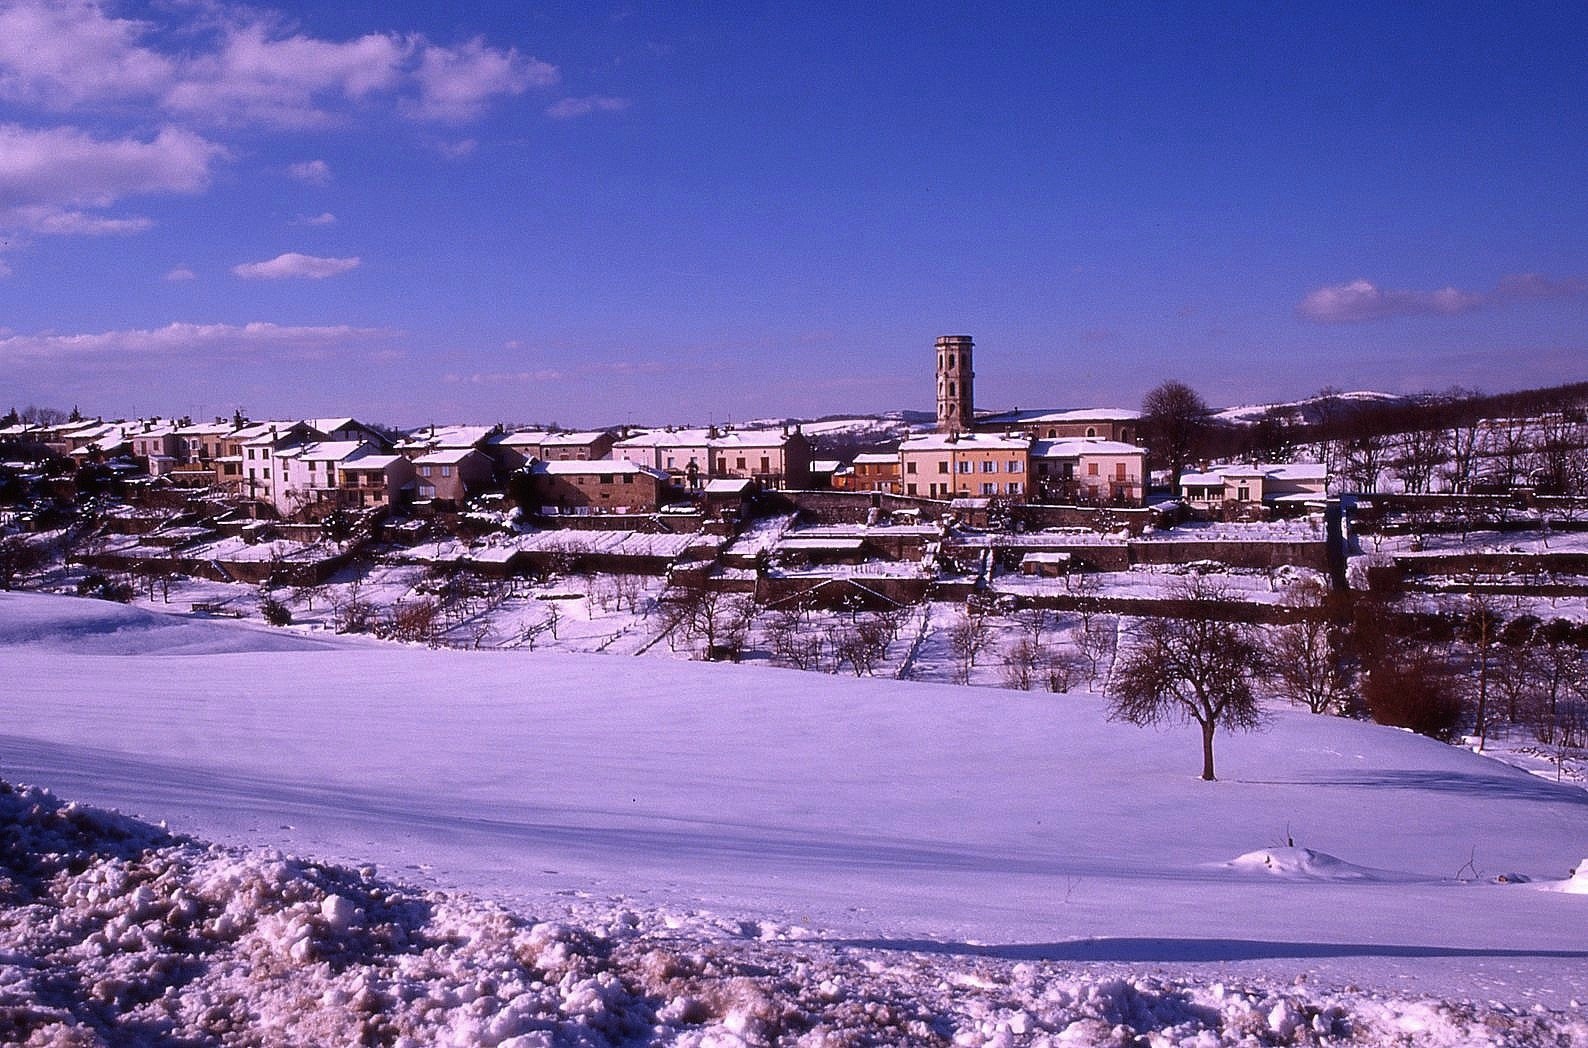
[666,456,675,468]
[1237,486,1251,501]
[906,461,917,474]
[937,461,949,474]
[736,457,746,469]
[760,456,770,472]
[247,448,255,460]
[1008,482,1022,494]
[263,468,270,480]
[906,483,917,495]
[325,468,335,485]
[308,460,317,470]
[716,458,726,472]
[1115,462,1127,480]
[981,460,995,473]
[262,449,270,458]
[957,461,971,473]
[981,482,995,495]
[1086,427,1097,437]
[600,474,613,484]
[441,466,452,477]
[622,474,633,484]
[421,465,432,477]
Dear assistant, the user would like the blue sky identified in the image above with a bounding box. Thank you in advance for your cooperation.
[1,2,1585,428]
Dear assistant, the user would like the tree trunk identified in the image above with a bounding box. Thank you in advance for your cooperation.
[1200,720,1217,781]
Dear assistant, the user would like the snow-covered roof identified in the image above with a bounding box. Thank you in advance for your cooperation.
[279,441,371,463]
[412,448,483,466]
[852,452,899,465]
[614,428,796,450]
[342,453,405,470]
[1031,438,1147,458]
[398,425,494,449]
[703,478,754,494]
[810,459,844,472]
[174,422,235,436]
[304,417,360,434]
[493,430,552,447]
[978,407,1142,424]
[539,430,612,446]
[778,537,866,552]
[901,433,1030,452]
[532,459,665,478]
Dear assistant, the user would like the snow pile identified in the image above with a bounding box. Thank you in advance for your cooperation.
[4,781,1584,1047]
[1226,847,1409,882]
[1546,860,1588,896]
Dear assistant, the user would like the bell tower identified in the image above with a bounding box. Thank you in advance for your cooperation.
[935,334,974,433]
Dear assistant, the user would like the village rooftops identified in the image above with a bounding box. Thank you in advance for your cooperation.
[852,452,900,464]
[614,427,801,449]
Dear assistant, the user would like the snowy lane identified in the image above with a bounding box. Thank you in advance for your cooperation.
[5,593,1588,1006]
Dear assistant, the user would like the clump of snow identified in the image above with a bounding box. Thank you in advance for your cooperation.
[1225,847,1409,882]
[1542,859,1588,895]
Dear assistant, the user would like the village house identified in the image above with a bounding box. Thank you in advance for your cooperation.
[412,448,495,510]
[127,420,182,477]
[1179,462,1329,509]
[337,453,416,510]
[168,420,239,487]
[487,429,617,471]
[241,419,390,515]
[897,432,1030,500]
[832,452,903,494]
[1031,438,1149,505]
[519,459,669,515]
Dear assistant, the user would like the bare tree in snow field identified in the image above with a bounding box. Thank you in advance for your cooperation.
[1107,577,1268,781]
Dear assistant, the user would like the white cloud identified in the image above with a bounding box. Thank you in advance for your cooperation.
[545,95,630,120]
[164,18,411,129]
[434,138,478,159]
[0,1,559,129]
[231,252,361,279]
[0,123,224,235]
[287,159,332,185]
[0,0,172,109]
[408,37,557,122]
[295,211,337,226]
[165,265,196,281]
[0,320,390,360]
[1298,274,1588,323]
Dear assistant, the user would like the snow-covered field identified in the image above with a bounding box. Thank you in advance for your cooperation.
[5,591,1588,1044]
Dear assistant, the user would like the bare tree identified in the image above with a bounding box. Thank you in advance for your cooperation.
[1107,578,1268,781]
[945,604,992,685]
[1265,578,1351,715]
[1389,428,1446,495]
[1140,380,1211,489]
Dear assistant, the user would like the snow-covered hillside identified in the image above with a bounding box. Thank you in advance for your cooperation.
[5,592,1588,1044]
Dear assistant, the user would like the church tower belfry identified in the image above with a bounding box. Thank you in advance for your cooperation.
[935,334,975,433]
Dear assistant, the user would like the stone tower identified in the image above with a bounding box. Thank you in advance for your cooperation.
[935,334,975,433]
